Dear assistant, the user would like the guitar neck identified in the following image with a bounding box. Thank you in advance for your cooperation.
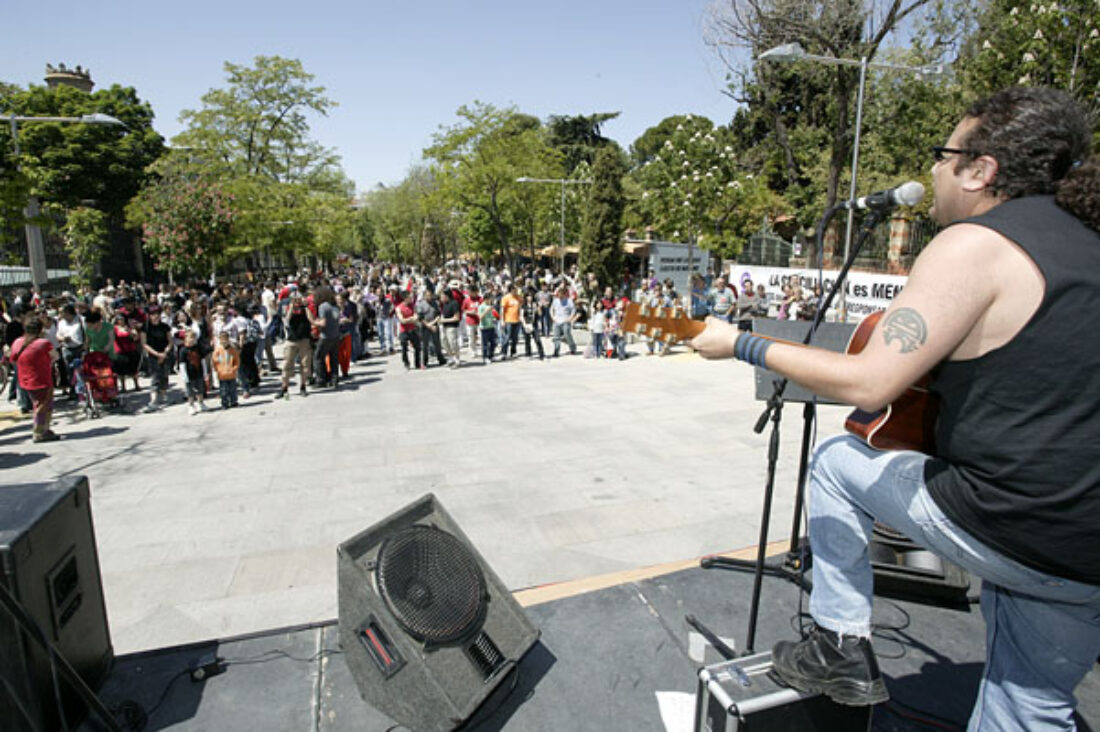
[621,302,800,348]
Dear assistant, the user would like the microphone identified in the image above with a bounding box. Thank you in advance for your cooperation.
[838,181,925,211]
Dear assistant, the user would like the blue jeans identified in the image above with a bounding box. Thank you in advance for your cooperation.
[552,322,575,356]
[219,379,238,407]
[480,328,497,361]
[591,332,605,358]
[809,434,1100,731]
[377,318,394,351]
[503,322,521,357]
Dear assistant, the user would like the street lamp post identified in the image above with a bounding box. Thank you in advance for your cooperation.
[6,112,126,290]
[758,43,943,319]
[515,176,592,274]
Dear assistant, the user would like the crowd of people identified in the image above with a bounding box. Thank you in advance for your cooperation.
[1,260,801,443]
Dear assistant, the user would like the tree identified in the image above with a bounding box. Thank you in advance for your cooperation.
[546,112,620,173]
[0,84,162,217]
[705,0,940,212]
[127,158,235,278]
[61,207,109,288]
[959,0,1100,118]
[629,115,789,257]
[173,56,355,263]
[579,147,627,289]
[175,56,339,185]
[363,170,437,263]
[424,102,562,268]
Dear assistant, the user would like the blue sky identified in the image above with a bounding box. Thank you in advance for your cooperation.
[3,0,739,193]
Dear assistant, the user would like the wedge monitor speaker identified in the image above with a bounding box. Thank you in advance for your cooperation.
[337,493,539,731]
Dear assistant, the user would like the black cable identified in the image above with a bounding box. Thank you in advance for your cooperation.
[221,647,343,667]
[143,669,189,721]
[1,675,43,731]
[48,641,70,732]
[882,698,966,731]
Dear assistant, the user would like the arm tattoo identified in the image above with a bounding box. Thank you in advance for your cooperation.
[881,307,928,354]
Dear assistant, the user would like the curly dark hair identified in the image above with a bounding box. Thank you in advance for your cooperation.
[960,87,1099,231]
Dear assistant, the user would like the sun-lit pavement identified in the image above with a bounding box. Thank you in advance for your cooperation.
[0,339,847,654]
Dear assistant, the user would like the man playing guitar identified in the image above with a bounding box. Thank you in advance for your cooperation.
[691,87,1100,730]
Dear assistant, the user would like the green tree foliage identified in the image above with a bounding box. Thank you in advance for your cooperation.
[172,56,354,263]
[580,147,627,289]
[175,56,340,185]
[424,102,562,267]
[363,168,439,263]
[128,158,234,278]
[855,62,966,216]
[546,112,620,173]
[0,83,163,222]
[959,0,1100,118]
[630,115,790,256]
[706,0,939,213]
[61,206,109,288]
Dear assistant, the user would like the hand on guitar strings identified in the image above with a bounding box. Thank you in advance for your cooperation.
[689,316,740,360]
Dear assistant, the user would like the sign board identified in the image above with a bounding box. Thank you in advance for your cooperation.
[729,264,909,321]
[649,241,712,295]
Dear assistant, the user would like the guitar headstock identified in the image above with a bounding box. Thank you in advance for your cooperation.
[621,302,705,346]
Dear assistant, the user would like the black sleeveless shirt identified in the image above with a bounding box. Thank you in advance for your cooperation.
[924,196,1100,584]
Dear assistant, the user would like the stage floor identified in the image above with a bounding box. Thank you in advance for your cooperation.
[84,559,1100,731]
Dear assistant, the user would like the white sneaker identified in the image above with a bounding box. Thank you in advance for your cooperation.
[199,403,209,412]
[189,404,198,416]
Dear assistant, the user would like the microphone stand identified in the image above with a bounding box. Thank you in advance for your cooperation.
[700,204,888,654]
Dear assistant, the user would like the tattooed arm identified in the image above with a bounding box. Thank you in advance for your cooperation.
[691,223,1024,411]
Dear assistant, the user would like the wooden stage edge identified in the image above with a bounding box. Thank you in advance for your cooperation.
[513,540,789,608]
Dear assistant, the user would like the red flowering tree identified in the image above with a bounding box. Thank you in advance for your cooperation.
[129,162,234,278]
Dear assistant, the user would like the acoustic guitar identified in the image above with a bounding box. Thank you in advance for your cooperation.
[621,303,938,453]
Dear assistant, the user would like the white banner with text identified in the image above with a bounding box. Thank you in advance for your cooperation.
[728,265,909,320]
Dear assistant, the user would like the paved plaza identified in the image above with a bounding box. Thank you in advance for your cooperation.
[1,341,847,655]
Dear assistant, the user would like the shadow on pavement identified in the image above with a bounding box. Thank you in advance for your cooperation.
[0,451,49,470]
[60,425,129,441]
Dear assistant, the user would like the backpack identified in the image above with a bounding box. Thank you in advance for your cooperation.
[245,319,263,344]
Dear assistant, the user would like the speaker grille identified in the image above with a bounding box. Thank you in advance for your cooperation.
[375,525,487,644]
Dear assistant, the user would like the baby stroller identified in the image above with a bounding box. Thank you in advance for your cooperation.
[76,351,121,418]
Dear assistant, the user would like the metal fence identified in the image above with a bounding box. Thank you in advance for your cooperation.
[852,215,940,272]
[739,232,793,267]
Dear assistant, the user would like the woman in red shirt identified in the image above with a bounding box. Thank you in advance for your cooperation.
[9,316,59,442]
[112,313,142,392]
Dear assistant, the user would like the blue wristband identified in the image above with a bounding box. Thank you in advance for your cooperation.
[733,333,772,367]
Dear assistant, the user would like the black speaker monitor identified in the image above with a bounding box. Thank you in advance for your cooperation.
[0,476,113,732]
[751,319,857,405]
[338,493,540,732]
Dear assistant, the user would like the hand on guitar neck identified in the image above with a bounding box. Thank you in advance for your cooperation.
[622,303,937,454]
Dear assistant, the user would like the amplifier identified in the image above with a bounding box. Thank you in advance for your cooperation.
[871,523,971,606]
[695,651,871,732]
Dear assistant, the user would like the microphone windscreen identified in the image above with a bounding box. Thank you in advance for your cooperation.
[896,181,925,207]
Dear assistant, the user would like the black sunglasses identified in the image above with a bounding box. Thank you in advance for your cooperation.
[932,146,980,162]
